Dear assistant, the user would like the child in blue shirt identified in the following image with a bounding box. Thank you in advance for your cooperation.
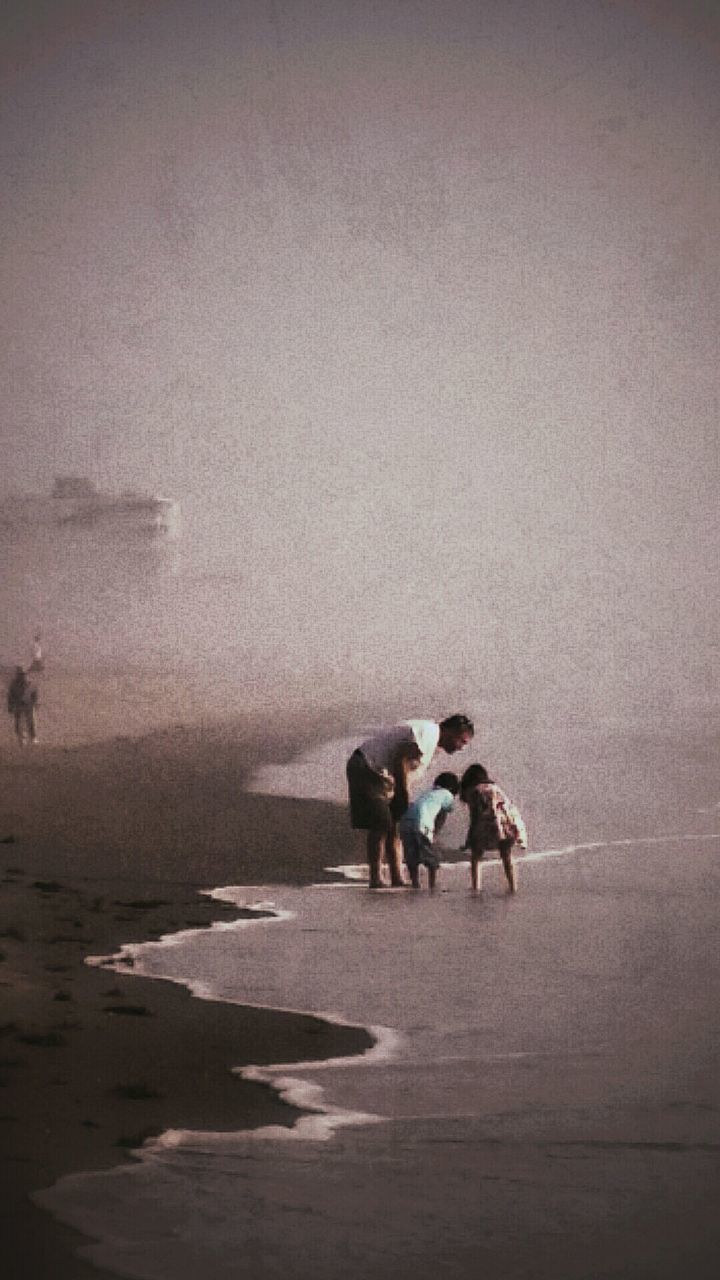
[398,772,460,889]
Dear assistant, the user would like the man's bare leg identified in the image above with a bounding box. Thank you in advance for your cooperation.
[471,855,482,892]
[428,865,438,892]
[386,829,405,887]
[367,831,385,889]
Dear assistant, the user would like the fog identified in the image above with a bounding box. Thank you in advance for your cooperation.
[1,0,718,722]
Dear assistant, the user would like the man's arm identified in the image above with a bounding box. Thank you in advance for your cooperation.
[388,741,422,817]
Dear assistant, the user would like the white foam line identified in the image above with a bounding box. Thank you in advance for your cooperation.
[514,830,720,865]
[235,1071,383,1136]
[324,864,368,881]
[85,894,292,971]
[87,907,396,1075]
[135,1044,608,1155]
[138,1046,391,1155]
[312,879,366,888]
[86,890,396,1063]
[145,1094,384,1153]
[133,1022,395,1153]
[80,829,720,1159]
[325,832,720,882]
[82,891,401,1153]
[237,1022,402,1077]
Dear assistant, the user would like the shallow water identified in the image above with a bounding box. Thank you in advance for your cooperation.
[7,1,719,1267]
[36,729,720,1280]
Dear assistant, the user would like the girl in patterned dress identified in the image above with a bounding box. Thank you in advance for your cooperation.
[460,764,527,893]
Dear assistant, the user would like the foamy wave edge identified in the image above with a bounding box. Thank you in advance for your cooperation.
[85,890,400,1155]
[81,831,720,1155]
[327,830,720,882]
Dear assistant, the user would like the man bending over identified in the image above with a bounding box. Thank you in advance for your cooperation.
[346,714,474,888]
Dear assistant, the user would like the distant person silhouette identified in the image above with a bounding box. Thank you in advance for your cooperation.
[7,667,39,747]
[29,631,45,673]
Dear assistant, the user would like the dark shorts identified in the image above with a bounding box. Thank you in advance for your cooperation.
[346,750,395,833]
[400,827,439,872]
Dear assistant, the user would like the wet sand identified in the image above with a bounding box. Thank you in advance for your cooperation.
[0,667,375,1278]
[3,668,719,1278]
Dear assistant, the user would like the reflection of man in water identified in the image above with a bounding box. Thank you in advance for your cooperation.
[346,715,474,888]
[7,667,39,746]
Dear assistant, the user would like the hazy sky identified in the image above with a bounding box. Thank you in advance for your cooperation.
[1,0,718,714]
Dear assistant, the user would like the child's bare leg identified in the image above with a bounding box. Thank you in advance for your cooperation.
[499,840,517,893]
[471,855,482,892]
[387,830,405,887]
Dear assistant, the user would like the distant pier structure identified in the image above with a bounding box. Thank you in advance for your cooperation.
[0,477,180,538]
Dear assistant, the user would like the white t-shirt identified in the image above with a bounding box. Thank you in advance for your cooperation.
[359,719,441,779]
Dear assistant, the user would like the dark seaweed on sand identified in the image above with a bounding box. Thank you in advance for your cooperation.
[115,899,170,910]
[111,1082,163,1100]
[103,1004,152,1017]
[17,1031,69,1048]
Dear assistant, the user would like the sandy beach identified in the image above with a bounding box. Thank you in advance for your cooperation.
[0,666,376,1278]
[3,0,719,1274]
[3,665,719,1279]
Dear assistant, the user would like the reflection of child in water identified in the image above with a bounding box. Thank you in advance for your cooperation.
[398,772,460,890]
[460,764,527,893]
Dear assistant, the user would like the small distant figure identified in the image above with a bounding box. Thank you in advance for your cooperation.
[460,764,527,893]
[29,631,45,673]
[7,666,39,747]
[399,771,460,890]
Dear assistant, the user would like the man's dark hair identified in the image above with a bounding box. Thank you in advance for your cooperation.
[460,763,490,792]
[439,714,474,736]
[434,771,460,795]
